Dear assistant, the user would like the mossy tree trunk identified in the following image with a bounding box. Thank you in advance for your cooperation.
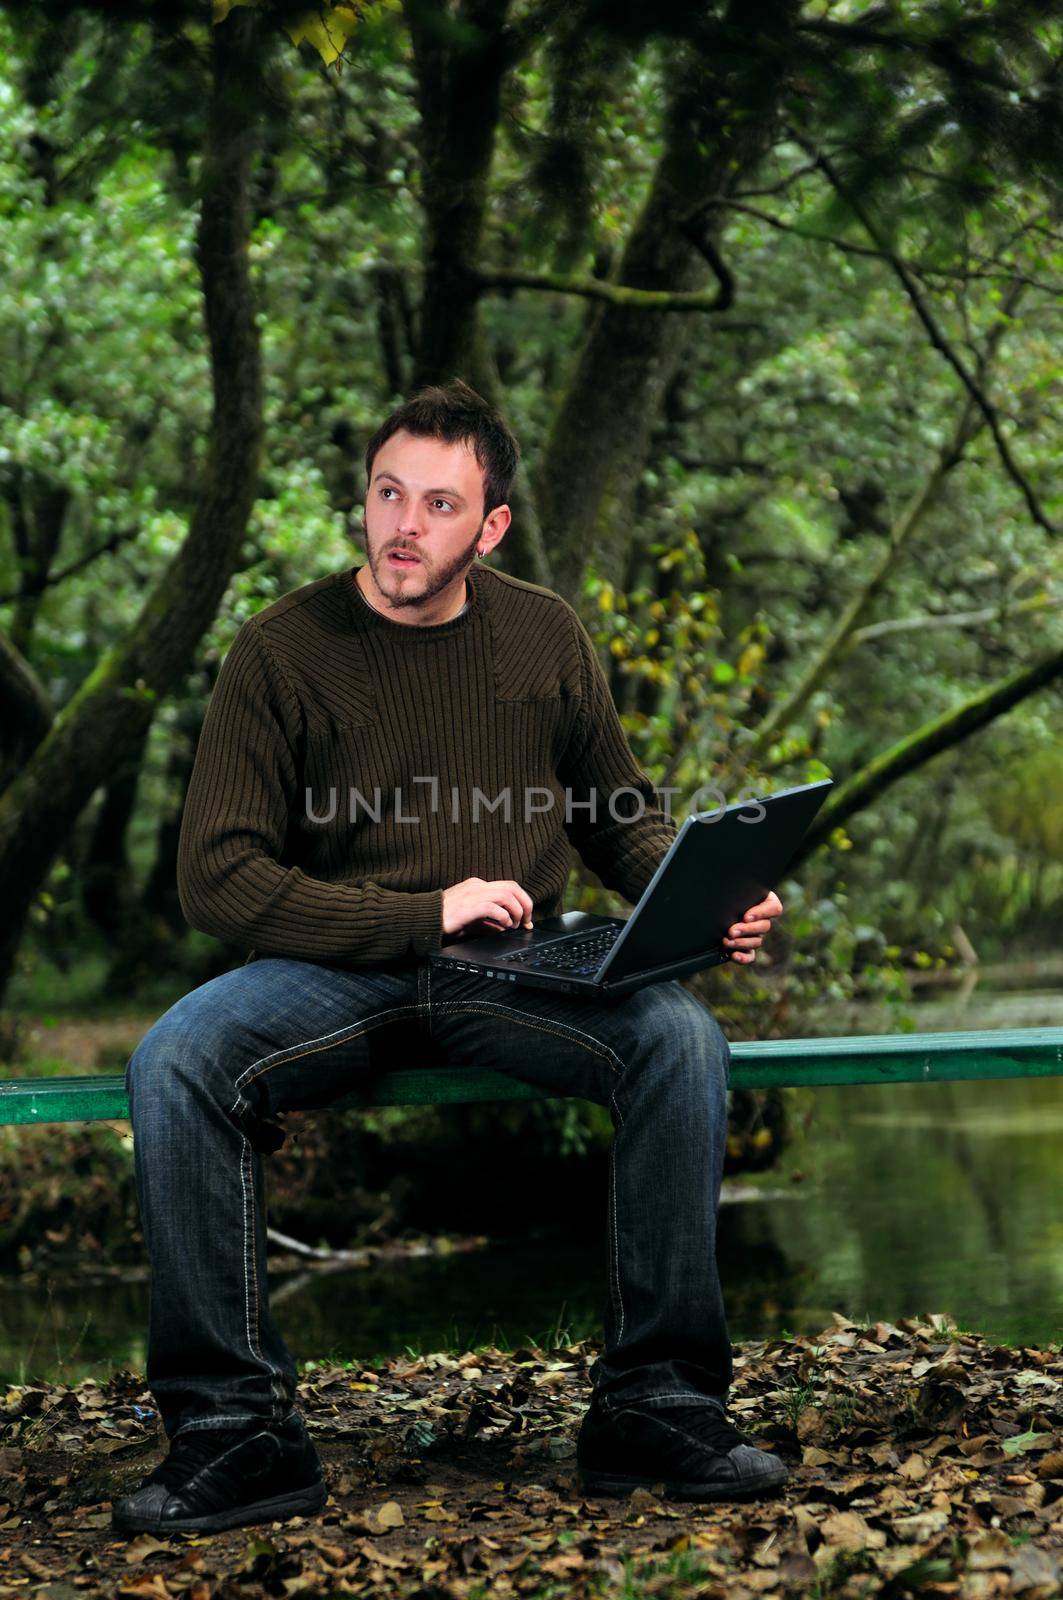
[0,10,265,1004]
[536,0,801,607]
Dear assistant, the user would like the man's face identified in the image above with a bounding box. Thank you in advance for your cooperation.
[361,429,500,614]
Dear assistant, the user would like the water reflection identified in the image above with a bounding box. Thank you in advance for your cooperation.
[727,1075,1063,1349]
[814,961,1063,1036]
[0,1238,608,1389]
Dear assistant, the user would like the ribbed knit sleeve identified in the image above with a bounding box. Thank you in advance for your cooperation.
[176,618,444,963]
[558,612,677,906]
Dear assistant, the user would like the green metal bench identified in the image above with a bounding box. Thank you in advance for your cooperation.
[2,1027,1061,1125]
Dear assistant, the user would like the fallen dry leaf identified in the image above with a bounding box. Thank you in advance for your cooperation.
[819,1510,887,1551]
[374,1499,404,1529]
[120,1534,174,1565]
[0,1313,1057,1600]
[966,1528,1014,1570]
[893,1508,949,1542]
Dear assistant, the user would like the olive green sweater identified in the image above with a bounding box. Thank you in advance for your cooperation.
[176,563,676,967]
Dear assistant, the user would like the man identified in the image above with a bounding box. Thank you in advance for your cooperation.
[112,380,786,1537]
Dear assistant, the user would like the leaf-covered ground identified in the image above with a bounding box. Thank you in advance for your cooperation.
[1,1314,1061,1599]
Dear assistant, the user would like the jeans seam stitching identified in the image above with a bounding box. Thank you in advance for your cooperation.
[431,999,627,1344]
[240,1133,272,1394]
[431,1001,622,1073]
[608,1088,625,1348]
[231,1005,426,1417]
[229,1005,426,1105]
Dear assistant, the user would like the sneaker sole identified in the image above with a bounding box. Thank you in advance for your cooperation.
[578,1466,788,1502]
[111,1475,328,1535]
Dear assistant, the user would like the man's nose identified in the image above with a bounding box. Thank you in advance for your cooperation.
[397,507,428,537]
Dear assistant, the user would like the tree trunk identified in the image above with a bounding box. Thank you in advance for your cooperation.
[404,0,510,390]
[81,718,152,938]
[536,0,800,607]
[0,10,264,1004]
[139,690,207,939]
[9,478,70,657]
[0,632,52,792]
[403,0,549,587]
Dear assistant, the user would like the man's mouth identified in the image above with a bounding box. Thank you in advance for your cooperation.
[388,550,421,566]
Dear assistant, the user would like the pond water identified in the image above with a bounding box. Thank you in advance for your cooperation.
[2,981,1060,1386]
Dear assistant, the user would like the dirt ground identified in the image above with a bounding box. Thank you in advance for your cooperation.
[11,1017,150,1075]
[1,1313,1061,1600]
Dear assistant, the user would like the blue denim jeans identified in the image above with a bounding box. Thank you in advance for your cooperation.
[124,957,734,1439]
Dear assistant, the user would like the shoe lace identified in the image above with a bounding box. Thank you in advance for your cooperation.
[659,1403,751,1456]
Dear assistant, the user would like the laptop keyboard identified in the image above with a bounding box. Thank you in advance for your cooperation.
[496,927,622,976]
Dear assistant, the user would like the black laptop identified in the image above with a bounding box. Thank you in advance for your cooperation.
[430,778,833,999]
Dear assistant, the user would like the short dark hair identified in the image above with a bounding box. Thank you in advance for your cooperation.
[364,379,520,516]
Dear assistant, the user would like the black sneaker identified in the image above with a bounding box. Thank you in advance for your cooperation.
[577,1397,788,1502]
[110,1413,327,1534]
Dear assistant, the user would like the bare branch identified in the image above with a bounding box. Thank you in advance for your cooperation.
[795,138,1056,537]
[675,221,735,309]
[713,197,1063,295]
[714,196,889,262]
[743,266,1028,756]
[746,395,983,761]
[0,528,138,607]
[0,628,53,766]
[830,590,1063,650]
[469,264,734,312]
[732,160,820,198]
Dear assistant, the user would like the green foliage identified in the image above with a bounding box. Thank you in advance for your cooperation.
[983,746,1063,862]
[2,0,1062,1030]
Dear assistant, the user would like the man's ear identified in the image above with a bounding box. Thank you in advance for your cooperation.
[479,502,511,558]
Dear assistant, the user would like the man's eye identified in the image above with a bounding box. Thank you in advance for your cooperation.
[432,499,454,512]
[379,486,397,499]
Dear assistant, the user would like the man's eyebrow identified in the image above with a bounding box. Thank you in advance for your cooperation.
[372,470,466,500]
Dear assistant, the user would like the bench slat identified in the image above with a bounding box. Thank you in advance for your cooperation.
[2,1027,1061,1125]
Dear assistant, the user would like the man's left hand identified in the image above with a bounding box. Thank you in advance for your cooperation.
[722,891,784,965]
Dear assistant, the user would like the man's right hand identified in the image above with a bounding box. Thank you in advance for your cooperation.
[441,877,534,936]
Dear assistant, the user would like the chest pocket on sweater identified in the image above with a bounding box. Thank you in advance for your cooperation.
[301,637,379,732]
[488,608,580,771]
[489,605,574,703]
